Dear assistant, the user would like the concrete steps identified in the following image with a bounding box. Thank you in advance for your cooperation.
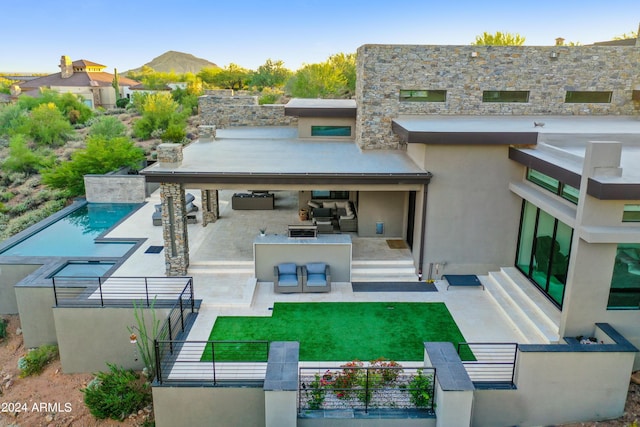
[188,260,254,275]
[482,267,561,344]
[351,259,418,282]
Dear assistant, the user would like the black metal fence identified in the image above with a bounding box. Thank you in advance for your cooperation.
[154,340,269,385]
[298,365,436,414]
[52,276,193,307]
[457,342,518,385]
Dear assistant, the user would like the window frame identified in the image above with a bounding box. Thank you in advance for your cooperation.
[399,89,447,102]
[482,90,530,103]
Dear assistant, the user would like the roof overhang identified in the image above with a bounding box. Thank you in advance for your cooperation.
[284,98,357,118]
[141,171,431,186]
[392,116,538,145]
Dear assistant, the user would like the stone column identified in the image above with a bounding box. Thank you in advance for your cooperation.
[161,182,189,275]
[201,189,219,226]
[156,143,189,275]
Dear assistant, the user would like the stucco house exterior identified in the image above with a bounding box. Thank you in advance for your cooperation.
[16,55,139,108]
[1,36,640,427]
[140,39,640,426]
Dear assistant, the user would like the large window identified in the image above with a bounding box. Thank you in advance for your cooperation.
[399,90,447,102]
[607,244,640,309]
[482,90,529,103]
[623,205,640,222]
[311,190,349,200]
[311,126,351,137]
[516,201,573,307]
[565,91,612,103]
[526,169,579,204]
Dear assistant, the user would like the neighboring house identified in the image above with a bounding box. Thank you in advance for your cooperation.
[17,55,139,108]
[123,82,187,100]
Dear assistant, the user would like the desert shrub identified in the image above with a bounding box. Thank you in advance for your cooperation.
[27,103,73,146]
[6,172,28,187]
[68,109,81,124]
[116,98,130,108]
[88,116,127,139]
[161,122,186,143]
[42,135,145,197]
[0,199,65,239]
[2,135,55,175]
[408,369,434,408]
[132,92,187,139]
[82,364,151,421]
[0,317,7,340]
[0,104,29,137]
[0,191,14,202]
[18,344,58,377]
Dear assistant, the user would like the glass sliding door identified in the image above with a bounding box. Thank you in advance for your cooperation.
[515,201,573,308]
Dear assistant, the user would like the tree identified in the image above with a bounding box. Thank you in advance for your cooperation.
[288,62,347,99]
[197,66,222,85]
[112,68,120,101]
[209,63,251,90]
[327,53,356,97]
[42,135,145,196]
[250,59,292,89]
[613,30,638,40]
[472,31,526,46]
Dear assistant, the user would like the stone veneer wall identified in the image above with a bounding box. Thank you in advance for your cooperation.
[199,95,297,128]
[356,44,640,149]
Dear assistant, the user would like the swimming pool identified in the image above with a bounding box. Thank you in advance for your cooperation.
[0,203,140,257]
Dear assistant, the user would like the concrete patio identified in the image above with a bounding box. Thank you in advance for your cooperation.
[104,188,554,353]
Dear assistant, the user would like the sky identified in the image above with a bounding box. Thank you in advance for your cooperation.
[1,0,639,73]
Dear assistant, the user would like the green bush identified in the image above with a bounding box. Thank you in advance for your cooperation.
[408,369,434,408]
[0,199,65,239]
[82,364,151,421]
[0,104,29,137]
[2,135,55,175]
[161,122,186,143]
[116,98,130,108]
[132,92,187,139]
[42,135,145,197]
[18,344,58,377]
[27,103,73,146]
[88,116,127,139]
[0,317,7,340]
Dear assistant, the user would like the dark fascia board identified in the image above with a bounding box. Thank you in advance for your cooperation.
[141,171,432,186]
[284,107,357,118]
[392,121,538,145]
[509,147,582,189]
[587,178,640,200]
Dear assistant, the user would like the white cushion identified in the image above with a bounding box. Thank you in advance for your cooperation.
[323,201,336,209]
[340,214,355,220]
[307,201,320,209]
[335,201,347,209]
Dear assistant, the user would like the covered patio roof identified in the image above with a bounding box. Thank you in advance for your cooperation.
[142,127,431,186]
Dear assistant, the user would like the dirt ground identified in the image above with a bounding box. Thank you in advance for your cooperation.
[0,315,151,427]
[2,315,639,427]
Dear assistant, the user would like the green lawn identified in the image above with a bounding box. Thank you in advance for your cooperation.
[201,302,472,362]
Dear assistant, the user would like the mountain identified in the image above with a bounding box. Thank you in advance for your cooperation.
[127,51,219,74]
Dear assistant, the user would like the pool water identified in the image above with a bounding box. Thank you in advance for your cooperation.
[0,203,140,257]
[50,261,116,278]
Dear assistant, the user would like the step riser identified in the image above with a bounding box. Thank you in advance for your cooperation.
[485,269,560,344]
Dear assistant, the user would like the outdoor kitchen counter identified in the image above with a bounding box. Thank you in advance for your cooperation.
[254,234,352,282]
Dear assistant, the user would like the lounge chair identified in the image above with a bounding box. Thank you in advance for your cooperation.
[274,263,303,293]
[302,263,331,293]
